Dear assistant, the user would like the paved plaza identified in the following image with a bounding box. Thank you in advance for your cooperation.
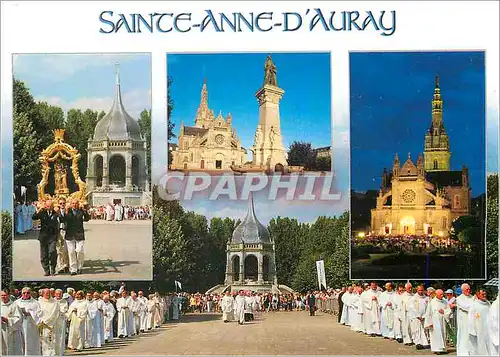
[68,311,455,355]
[13,220,152,281]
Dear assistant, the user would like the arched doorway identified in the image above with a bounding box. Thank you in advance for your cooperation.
[400,216,416,235]
[262,255,270,281]
[200,159,205,169]
[244,255,258,281]
[232,256,240,281]
[94,155,103,187]
[215,153,224,170]
[109,155,126,186]
[132,156,140,188]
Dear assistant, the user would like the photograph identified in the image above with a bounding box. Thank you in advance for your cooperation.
[350,51,487,280]
[11,53,153,280]
[166,52,332,175]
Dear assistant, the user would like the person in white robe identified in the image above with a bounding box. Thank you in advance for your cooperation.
[350,287,363,332]
[106,204,114,221]
[102,294,116,342]
[234,291,246,325]
[15,287,42,355]
[67,290,88,351]
[1,289,24,356]
[380,282,396,339]
[153,293,163,328]
[340,287,353,325]
[244,291,254,322]
[146,295,156,330]
[362,282,381,336]
[454,283,474,356]
[16,202,25,234]
[38,288,61,356]
[130,293,142,335]
[90,292,105,347]
[172,294,180,320]
[116,290,133,337]
[137,291,148,331]
[221,291,234,323]
[424,289,452,354]
[400,282,414,345]
[487,294,498,356]
[468,289,491,356]
[53,289,68,356]
[408,285,429,349]
[393,284,405,343]
[114,204,123,221]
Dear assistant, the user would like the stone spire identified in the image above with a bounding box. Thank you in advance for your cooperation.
[195,78,213,127]
[231,193,271,244]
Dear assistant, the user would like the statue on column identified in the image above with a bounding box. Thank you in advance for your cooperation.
[54,161,69,194]
[263,56,278,86]
[269,126,277,148]
[254,125,262,148]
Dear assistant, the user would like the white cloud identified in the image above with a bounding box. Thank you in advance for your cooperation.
[34,88,151,120]
[13,53,148,82]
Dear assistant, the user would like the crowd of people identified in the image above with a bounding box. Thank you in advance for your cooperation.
[353,234,461,253]
[321,282,498,356]
[1,284,181,355]
[87,204,151,221]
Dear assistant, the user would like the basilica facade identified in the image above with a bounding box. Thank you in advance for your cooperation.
[370,77,471,237]
[170,79,247,171]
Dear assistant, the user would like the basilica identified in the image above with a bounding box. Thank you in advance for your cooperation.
[169,78,247,171]
[370,76,471,237]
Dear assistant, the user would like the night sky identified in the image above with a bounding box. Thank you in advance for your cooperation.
[350,51,486,196]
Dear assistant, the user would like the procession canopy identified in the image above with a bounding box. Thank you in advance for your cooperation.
[37,129,87,204]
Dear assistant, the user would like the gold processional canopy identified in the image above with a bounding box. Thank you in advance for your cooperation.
[37,129,87,204]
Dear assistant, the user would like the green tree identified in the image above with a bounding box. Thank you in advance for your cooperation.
[151,207,192,294]
[207,217,236,287]
[35,101,65,133]
[152,185,185,220]
[486,174,499,277]
[167,77,176,165]
[13,112,41,188]
[287,141,313,167]
[138,109,151,182]
[328,212,351,288]
[1,212,13,288]
[269,217,308,287]
[315,155,332,172]
[65,108,100,180]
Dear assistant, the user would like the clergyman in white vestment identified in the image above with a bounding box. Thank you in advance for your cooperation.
[455,283,474,356]
[15,287,42,355]
[424,289,451,353]
[1,289,24,356]
[468,289,491,356]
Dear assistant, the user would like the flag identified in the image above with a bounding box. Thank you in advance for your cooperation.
[21,186,27,197]
[316,260,327,290]
[175,280,182,290]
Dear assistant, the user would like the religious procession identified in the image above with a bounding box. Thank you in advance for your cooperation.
[1,285,181,356]
[87,204,151,221]
[314,282,498,356]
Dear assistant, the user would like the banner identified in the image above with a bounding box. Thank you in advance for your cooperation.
[20,186,27,197]
[316,260,327,290]
[175,280,182,290]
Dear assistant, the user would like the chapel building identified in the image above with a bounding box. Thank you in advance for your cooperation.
[370,76,471,237]
[170,79,247,170]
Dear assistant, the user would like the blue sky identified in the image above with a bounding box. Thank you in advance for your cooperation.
[350,51,489,197]
[1,53,151,211]
[167,52,332,153]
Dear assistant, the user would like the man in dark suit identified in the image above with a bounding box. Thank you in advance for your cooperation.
[62,199,90,275]
[32,199,60,276]
[307,291,316,316]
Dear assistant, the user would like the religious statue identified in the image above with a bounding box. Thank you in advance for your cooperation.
[263,56,278,86]
[54,161,69,194]
[254,125,262,148]
[269,126,277,147]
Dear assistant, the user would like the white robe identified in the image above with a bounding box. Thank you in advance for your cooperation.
[340,292,352,325]
[350,293,363,332]
[84,300,95,348]
[138,297,148,330]
[455,293,474,356]
[54,298,68,356]
[393,292,403,339]
[116,297,133,337]
[131,299,143,334]
[38,298,61,356]
[114,205,122,221]
[380,291,396,338]
[362,289,381,335]
[1,300,24,356]
[67,299,88,351]
[244,296,254,315]
[408,294,429,346]
[106,205,114,221]
[15,297,42,355]
[103,301,116,341]
[487,296,498,356]
[234,296,246,324]
[468,298,491,356]
[146,300,155,330]
[221,296,234,322]
[424,297,451,352]
[90,299,105,347]
[400,292,413,344]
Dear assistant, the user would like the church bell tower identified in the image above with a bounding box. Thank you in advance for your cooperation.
[423,75,451,172]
